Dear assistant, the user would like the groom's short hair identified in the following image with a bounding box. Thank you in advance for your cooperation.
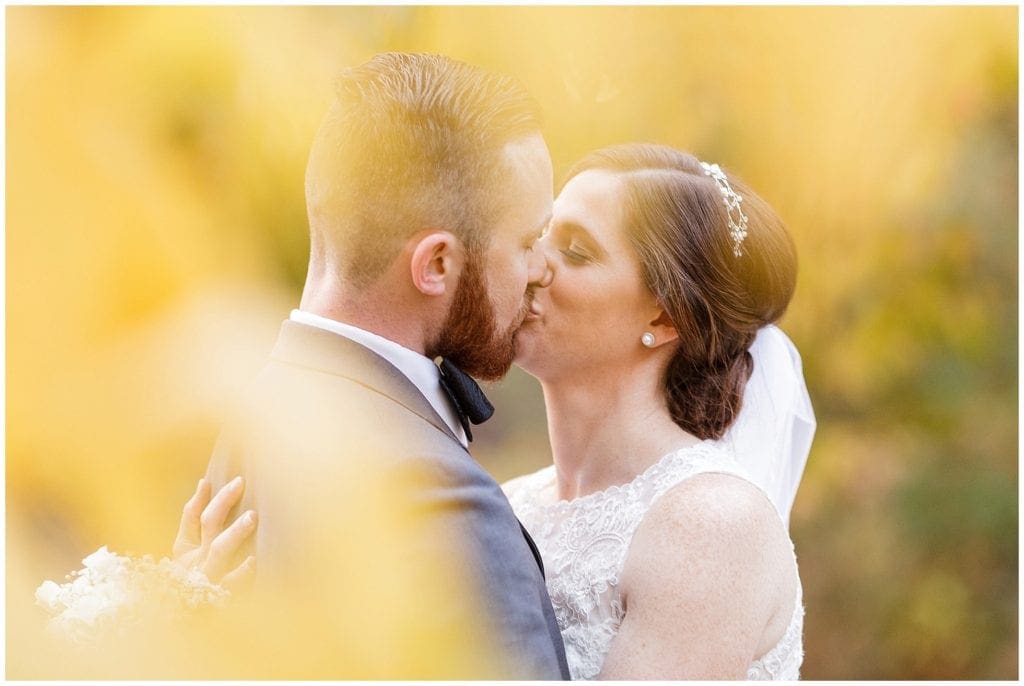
[305,52,542,287]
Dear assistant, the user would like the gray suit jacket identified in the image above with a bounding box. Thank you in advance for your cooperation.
[205,320,569,679]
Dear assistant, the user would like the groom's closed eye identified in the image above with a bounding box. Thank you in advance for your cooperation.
[524,215,553,249]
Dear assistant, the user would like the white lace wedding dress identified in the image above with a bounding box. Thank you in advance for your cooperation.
[504,440,804,680]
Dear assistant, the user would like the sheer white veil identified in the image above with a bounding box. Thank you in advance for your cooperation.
[716,325,816,528]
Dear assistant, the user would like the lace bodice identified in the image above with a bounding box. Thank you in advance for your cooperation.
[504,441,804,680]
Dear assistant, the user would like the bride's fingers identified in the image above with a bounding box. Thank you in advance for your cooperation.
[199,476,244,550]
[220,555,256,592]
[203,509,257,583]
[172,478,211,558]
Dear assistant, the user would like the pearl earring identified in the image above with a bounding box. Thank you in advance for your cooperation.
[641,332,656,348]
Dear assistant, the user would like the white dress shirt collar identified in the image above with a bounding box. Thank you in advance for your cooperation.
[289,309,469,448]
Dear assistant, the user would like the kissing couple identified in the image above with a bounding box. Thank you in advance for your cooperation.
[41,52,815,680]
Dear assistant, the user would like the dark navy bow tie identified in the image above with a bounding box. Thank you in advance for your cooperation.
[438,358,494,443]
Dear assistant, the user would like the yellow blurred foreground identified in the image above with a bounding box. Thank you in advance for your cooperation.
[14,443,504,679]
[7,5,1017,679]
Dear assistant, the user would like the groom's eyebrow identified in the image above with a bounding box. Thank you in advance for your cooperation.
[528,213,552,243]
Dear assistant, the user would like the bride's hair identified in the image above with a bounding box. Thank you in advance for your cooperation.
[563,144,797,440]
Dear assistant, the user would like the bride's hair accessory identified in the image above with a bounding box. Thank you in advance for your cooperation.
[641,332,656,348]
[700,161,749,257]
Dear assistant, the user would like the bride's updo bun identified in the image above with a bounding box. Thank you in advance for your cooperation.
[563,144,797,439]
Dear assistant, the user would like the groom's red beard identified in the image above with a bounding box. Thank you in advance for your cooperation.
[426,254,531,382]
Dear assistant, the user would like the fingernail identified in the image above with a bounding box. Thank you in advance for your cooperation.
[196,477,205,492]
[231,476,244,489]
[243,510,257,526]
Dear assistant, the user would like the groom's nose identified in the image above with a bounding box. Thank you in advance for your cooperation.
[527,240,554,289]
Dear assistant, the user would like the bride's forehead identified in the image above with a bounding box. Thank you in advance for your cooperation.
[553,171,626,228]
[559,167,622,194]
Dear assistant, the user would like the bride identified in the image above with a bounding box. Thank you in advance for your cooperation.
[501,144,813,679]
[39,143,814,680]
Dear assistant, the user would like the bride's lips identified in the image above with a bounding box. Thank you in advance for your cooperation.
[522,303,542,323]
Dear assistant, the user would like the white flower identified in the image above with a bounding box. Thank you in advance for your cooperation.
[34,546,230,645]
[81,545,122,575]
[34,580,62,609]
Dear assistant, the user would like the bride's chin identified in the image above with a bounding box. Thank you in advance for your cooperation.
[512,336,541,374]
[512,360,541,381]
[513,346,561,385]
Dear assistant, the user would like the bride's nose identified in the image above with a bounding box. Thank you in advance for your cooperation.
[527,238,555,289]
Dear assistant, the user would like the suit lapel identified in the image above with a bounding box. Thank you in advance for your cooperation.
[269,320,462,445]
[269,321,551,579]
[518,521,546,579]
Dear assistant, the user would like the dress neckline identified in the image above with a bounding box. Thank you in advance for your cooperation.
[543,439,719,513]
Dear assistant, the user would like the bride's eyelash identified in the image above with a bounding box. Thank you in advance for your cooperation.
[561,246,590,263]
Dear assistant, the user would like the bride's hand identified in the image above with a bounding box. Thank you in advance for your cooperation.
[172,476,257,589]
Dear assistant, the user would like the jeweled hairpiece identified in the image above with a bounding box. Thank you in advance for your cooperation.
[700,161,748,257]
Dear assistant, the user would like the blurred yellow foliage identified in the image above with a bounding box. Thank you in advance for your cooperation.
[7,6,1017,679]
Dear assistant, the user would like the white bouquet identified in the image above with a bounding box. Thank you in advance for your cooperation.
[35,546,229,645]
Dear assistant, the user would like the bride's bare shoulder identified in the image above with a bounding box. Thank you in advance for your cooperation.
[623,471,792,595]
[652,472,781,539]
[605,471,798,677]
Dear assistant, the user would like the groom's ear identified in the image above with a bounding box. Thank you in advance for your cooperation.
[409,230,463,297]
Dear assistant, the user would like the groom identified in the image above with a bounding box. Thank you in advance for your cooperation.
[203,53,567,678]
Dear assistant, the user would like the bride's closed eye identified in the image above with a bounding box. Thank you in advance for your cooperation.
[548,219,602,264]
[561,244,592,264]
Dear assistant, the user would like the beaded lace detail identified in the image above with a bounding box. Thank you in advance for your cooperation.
[505,441,803,680]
